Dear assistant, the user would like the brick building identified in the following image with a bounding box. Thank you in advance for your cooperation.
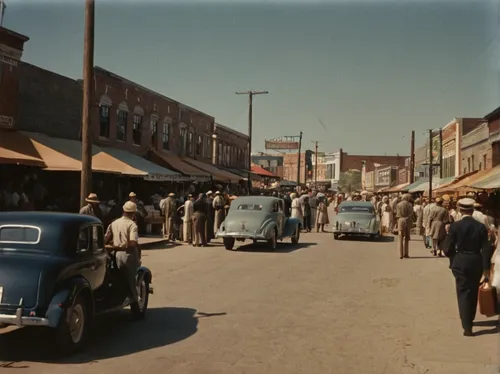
[283,153,306,183]
[252,154,283,178]
[460,122,490,173]
[213,123,249,170]
[485,106,500,168]
[0,27,29,130]
[340,149,408,173]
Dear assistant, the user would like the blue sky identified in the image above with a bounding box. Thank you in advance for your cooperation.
[4,0,500,155]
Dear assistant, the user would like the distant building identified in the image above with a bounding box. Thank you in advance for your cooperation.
[252,153,283,178]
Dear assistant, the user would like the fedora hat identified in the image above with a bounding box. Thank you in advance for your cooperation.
[123,201,137,213]
[129,192,137,197]
[85,193,100,203]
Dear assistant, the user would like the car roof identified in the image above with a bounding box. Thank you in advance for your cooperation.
[339,201,374,208]
[0,211,101,228]
[232,196,281,209]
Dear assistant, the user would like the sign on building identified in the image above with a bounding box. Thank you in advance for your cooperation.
[265,136,300,150]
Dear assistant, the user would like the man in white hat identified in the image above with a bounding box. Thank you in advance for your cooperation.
[79,193,103,220]
[444,197,493,336]
[160,192,176,241]
[212,191,225,233]
[396,193,414,259]
[105,201,142,318]
[129,192,148,234]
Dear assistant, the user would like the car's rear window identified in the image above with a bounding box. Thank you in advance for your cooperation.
[340,206,374,213]
[237,204,263,211]
[0,226,41,244]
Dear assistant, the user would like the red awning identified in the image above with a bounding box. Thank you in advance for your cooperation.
[251,164,276,177]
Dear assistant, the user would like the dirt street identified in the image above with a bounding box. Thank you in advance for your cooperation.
[1,226,498,374]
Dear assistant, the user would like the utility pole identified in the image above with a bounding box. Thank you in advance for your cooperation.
[428,129,433,200]
[439,128,443,179]
[235,90,269,195]
[80,0,95,208]
[0,0,6,27]
[409,130,415,184]
[312,141,319,188]
[296,131,303,186]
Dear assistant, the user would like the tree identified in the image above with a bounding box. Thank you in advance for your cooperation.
[338,169,362,193]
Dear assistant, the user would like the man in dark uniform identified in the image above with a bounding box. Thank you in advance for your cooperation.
[444,197,494,336]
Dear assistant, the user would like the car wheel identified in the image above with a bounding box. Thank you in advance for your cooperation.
[291,224,300,244]
[224,237,236,250]
[252,239,258,244]
[55,294,90,355]
[267,229,277,250]
[333,233,340,240]
[132,272,150,319]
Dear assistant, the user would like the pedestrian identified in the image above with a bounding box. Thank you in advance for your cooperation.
[290,192,303,226]
[444,198,493,336]
[413,198,424,240]
[182,194,194,244]
[302,196,312,232]
[381,196,392,234]
[160,192,176,241]
[310,191,318,228]
[429,197,449,257]
[193,193,208,247]
[422,198,433,249]
[205,191,215,243]
[79,193,103,221]
[396,194,414,259]
[212,191,225,234]
[104,201,142,318]
[316,196,329,232]
[128,192,148,235]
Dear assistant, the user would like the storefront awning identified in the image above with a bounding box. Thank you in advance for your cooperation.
[181,158,241,183]
[468,165,500,190]
[100,147,181,181]
[433,171,477,193]
[149,149,210,181]
[251,164,277,178]
[0,130,46,167]
[383,183,409,193]
[23,132,147,176]
[448,168,494,192]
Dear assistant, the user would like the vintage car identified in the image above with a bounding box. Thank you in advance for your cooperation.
[216,196,301,250]
[332,201,381,240]
[0,212,153,354]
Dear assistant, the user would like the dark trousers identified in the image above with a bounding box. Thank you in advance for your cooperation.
[303,215,311,231]
[192,212,207,246]
[451,253,483,331]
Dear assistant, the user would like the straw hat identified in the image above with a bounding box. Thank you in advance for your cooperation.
[435,197,442,203]
[85,193,100,203]
[215,191,221,195]
[129,192,137,197]
[168,192,175,197]
[207,190,213,195]
[123,201,137,213]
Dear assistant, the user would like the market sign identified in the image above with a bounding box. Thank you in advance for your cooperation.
[265,140,300,150]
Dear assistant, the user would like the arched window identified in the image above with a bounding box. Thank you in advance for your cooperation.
[150,114,159,148]
[162,117,172,150]
[116,102,129,142]
[98,95,112,138]
[179,124,188,155]
[132,106,144,146]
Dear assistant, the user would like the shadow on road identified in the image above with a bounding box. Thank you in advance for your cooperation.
[238,242,314,253]
[473,325,499,336]
[0,307,226,365]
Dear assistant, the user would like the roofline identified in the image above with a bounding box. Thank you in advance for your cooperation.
[0,27,29,42]
[214,122,249,139]
[21,62,80,85]
[93,66,215,120]
[484,106,500,122]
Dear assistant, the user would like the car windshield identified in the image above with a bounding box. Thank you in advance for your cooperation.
[340,206,374,214]
[237,204,263,211]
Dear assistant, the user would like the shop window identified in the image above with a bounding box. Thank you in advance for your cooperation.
[99,105,110,138]
[151,118,158,147]
[133,115,142,145]
[162,122,170,150]
[117,110,128,141]
[196,135,202,156]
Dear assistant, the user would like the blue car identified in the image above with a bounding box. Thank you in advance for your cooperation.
[0,212,153,355]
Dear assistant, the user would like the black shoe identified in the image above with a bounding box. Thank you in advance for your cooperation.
[463,329,473,337]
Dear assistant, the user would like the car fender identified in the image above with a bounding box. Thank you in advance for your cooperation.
[283,217,300,237]
[137,266,152,283]
[261,219,277,239]
[46,277,92,328]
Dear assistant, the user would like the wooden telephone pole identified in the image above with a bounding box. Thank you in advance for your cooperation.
[80,0,95,208]
[312,141,319,187]
[296,131,303,186]
[409,130,415,184]
[428,129,433,200]
[235,90,269,194]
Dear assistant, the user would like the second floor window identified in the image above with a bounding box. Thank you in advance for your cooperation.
[180,127,187,155]
[133,115,142,145]
[188,132,194,155]
[218,142,223,165]
[99,106,110,138]
[151,119,158,147]
[204,136,211,158]
[196,135,202,156]
[162,123,170,150]
[117,110,128,141]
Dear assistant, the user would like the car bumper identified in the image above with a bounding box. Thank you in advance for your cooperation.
[216,232,267,240]
[0,308,49,327]
[333,228,377,235]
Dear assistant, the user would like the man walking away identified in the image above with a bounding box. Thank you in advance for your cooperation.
[182,194,195,244]
[193,193,208,247]
[213,191,225,234]
[160,192,176,241]
[444,198,493,337]
[396,193,414,259]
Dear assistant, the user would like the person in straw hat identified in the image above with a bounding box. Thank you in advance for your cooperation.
[105,201,142,318]
[428,197,450,257]
[212,191,225,233]
[160,192,177,241]
[443,197,493,336]
[79,193,103,220]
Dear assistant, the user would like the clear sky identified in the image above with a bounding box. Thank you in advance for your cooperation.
[4,0,500,155]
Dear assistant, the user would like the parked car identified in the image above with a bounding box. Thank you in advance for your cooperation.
[216,196,301,250]
[0,212,153,354]
[332,201,381,240]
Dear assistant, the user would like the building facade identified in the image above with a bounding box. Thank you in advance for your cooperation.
[324,151,341,190]
[460,122,490,173]
[374,165,398,190]
[252,154,283,178]
[311,152,328,183]
[283,153,306,183]
[365,170,375,191]
[485,106,500,168]
[0,27,29,130]
[213,123,249,170]
[340,149,408,173]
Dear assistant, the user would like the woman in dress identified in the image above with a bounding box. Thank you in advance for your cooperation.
[290,193,303,226]
[316,196,329,232]
[381,196,392,234]
[413,198,424,240]
[428,197,450,257]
